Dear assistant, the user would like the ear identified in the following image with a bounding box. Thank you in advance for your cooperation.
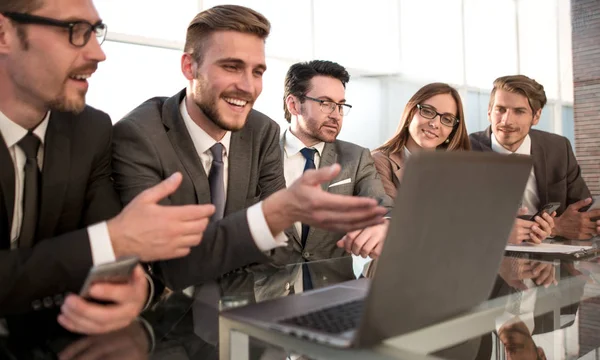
[181,53,196,81]
[532,108,542,126]
[487,107,492,124]
[285,94,301,117]
[0,15,14,55]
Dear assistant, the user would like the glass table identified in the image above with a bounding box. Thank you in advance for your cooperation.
[3,242,600,359]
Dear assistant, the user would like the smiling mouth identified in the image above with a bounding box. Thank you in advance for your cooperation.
[223,97,249,107]
[422,129,438,138]
[69,73,92,81]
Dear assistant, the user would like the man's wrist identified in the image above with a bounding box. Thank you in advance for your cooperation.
[107,216,126,258]
[262,189,295,235]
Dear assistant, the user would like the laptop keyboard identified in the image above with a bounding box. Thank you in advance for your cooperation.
[279,299,365,334]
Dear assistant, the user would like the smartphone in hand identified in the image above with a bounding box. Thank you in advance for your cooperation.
[518,202,561,221]
[79,256,139,301]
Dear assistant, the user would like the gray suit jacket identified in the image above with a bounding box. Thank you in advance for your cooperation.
[271,132,393,286]
[112,90,286,290]
[470,127,590,215]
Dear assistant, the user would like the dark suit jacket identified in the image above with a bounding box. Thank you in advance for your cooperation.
[270,132,393,286]
[470,127,591,215]
[112,90,286,291]
[0,107,122,315]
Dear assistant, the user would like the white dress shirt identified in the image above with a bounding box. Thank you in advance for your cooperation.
[491,133,541,215]
[0,110,115,265]
[179,99,287,250]
[282,129,325,237]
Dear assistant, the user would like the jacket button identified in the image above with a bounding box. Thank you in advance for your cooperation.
[303,251,310,259]
[285,282,290,291]
[31,300,42,310]
[43,297,53,308]
[54,294,64,306]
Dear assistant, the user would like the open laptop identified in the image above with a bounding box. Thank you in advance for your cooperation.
[223,152,533,348]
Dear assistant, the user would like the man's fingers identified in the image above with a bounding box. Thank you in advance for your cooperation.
[306,208,386,231]
[163,204,215,222]
[517,207,529,216]
[311,191,381,212]
[359,237,379,258]
[133,173,182,205]
[370,242,384,259]
[568,197,593,212]
[350,231,368,255]
[300,164,341,186]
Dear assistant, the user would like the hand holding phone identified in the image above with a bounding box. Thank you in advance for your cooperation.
[79,256,139,300]
[518,202,560,221]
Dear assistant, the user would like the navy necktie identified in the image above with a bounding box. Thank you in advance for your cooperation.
[17,132,41,248]
[208,143,225,221]
[299,148,317,247]
[300,147,317,291]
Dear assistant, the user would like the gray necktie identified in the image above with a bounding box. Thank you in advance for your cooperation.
[208,143,225,221]
[17,132,41,248]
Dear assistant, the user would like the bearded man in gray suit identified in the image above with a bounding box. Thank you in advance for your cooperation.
[111,5,387,291]
[276,60,393,290]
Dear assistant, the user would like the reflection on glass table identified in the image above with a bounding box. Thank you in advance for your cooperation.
[4,252,600,359]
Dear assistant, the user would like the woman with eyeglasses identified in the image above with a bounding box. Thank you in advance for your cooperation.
[363,83,470,278]
[371,82,471,200]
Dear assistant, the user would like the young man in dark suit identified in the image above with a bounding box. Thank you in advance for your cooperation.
[0,0,215,334]
[470,75,600,240]
[111,5,388,291]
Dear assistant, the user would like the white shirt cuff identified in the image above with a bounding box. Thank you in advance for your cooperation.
[247,201,288,251]
[88,222,116,266]
[142,273,154,311]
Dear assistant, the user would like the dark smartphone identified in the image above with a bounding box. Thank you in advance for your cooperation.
[518,202,561,221]
[79,256,139,300]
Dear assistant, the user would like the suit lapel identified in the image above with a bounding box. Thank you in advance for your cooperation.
[305,142,338,244]
[37,113,70,240]
[318,142,337,190]
[530,133,548,206]
[225,130,251,214]
[0,135,15,247]
[163,91,211,205]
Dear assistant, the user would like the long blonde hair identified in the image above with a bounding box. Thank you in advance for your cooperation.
[377,83,471,155]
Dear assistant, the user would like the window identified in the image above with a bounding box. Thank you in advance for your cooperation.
[96,0,196,42]
[399,0,463,84]
[518,0,559,100]
[464,0,518,89]
[314,0,401,73]
[87,41,185,123]
[562,105,575,148]
[202,0,314,61]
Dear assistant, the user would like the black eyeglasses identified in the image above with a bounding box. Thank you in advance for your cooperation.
[2,12,107,47]
[302,95,352,117]
[416,104,459,127]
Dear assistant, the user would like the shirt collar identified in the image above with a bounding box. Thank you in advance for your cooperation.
[0,110,50,148]
[491,133,531,156]
[180,97,231,157]
[283,128,325,158]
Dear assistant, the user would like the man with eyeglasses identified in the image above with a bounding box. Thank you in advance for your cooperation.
[277,60,392,290]
[0,0,217,334]
[111,6,387,292]
[471,75,598,241]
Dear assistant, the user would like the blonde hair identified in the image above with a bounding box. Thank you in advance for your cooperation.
[376,83,471,155]
[489,75,547,115]
[184,5,270,65]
